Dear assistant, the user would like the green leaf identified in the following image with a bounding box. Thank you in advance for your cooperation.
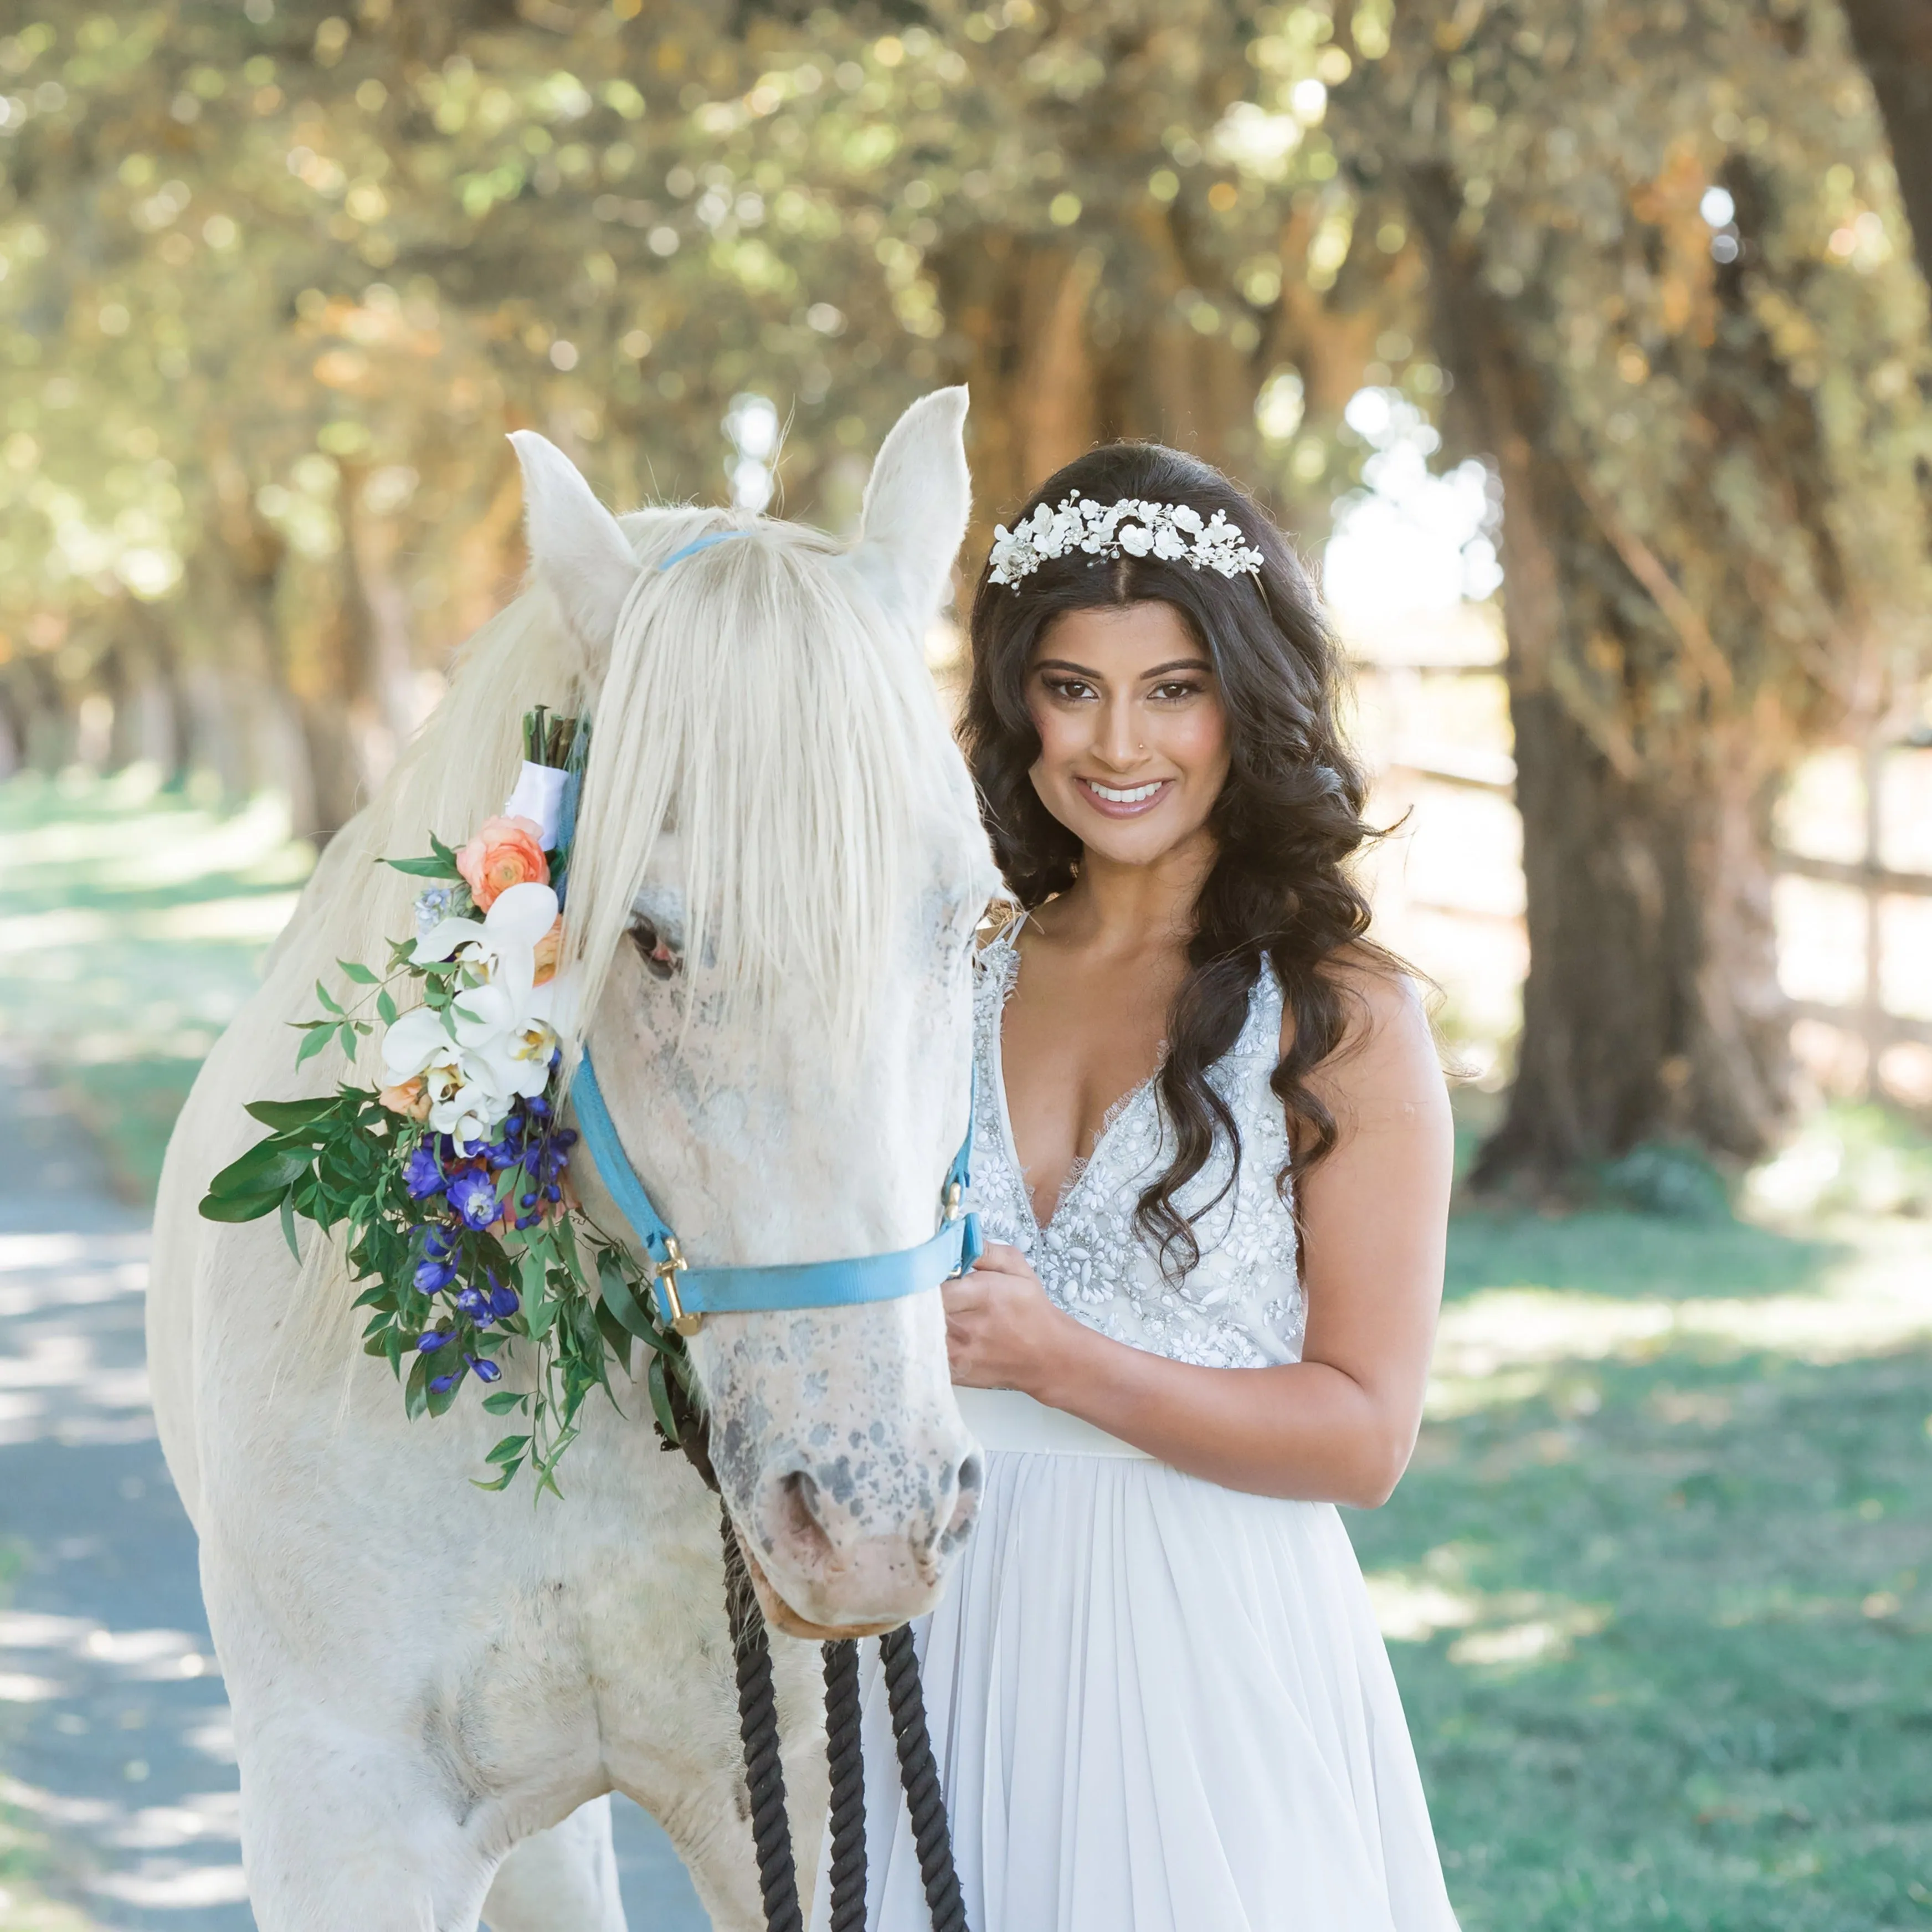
[646,1353,681,1445]
[482,1389,528,1415]
[244,1097,339,1131]
[594,1289,635,1377]
[376,989,399,1025]
[295,1025,335,1068]
[279,1193,301,1262]
[471,1461,522,1492]
[338,959,379,985]
[404,1349,430,1420]
[425,1364,465,1416]
[486,1434,531,1465]
[337,1021,359,1059]
[314,979,343,1015]
[198,1188,285,1224]
[208,1139,312,1198]
[384,852,465,880]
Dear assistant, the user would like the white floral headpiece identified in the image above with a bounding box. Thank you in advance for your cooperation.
[987,494,1266,589]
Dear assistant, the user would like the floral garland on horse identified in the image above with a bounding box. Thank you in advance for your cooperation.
[199,708,690,1494]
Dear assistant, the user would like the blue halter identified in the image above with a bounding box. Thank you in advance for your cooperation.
[564,522,983,1338]
[571,1053,983,1337]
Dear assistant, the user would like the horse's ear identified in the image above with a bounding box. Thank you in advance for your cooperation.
[509,430,639,659]
[847,386,971,626]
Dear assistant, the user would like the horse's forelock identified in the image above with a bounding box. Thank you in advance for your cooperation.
[562,513,957,1059]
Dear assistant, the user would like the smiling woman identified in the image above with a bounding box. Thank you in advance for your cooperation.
[822,443,1462,1932]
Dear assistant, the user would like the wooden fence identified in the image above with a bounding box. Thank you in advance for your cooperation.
[1357,660,1932,1088]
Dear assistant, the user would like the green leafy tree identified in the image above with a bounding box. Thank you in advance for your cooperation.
[1334,0,1932,1186]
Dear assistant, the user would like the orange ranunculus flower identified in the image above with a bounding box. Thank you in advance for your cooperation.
[532,913,564,987]
[455,814,549,910]
[378,1075,431,1122]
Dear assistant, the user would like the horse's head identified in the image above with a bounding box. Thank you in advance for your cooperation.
[515,392,998,1634]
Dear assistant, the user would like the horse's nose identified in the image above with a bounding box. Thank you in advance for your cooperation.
[753,1443,982,1625]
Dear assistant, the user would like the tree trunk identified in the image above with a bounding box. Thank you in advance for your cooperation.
[1402,165,1791,1189]
[1839,0,1932,279]
[1494,694,1787,1179]
[933,235,1103,562]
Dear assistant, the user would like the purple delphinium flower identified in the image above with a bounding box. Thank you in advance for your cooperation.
[469,1356,502,1384]
[448,1169,499,1231]
[455,1287,488,1319]
[414,1258,455,1294]
[416,1328,450,1353]
[489,1284,520,1319]
[429,1372,458,1394]
[403,1144,446,1200]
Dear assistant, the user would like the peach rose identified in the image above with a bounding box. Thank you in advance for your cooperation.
[532,913,564,988]
[378,1075,431,1122]
[455,814,549,910]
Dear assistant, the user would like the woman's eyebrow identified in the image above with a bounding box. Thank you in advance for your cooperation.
[1032,656,1215,680]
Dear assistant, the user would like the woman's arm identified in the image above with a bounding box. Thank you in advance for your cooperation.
[942,968,1452,1506]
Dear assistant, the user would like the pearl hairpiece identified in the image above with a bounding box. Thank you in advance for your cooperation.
[987,494,1266,589]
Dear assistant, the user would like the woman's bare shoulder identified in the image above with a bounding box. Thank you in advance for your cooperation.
[1279,944,1442,1100]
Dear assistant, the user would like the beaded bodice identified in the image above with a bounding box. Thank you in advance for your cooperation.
[967,924,1306,1370]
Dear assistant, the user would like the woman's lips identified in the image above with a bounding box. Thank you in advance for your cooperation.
[1076,777,1172,818]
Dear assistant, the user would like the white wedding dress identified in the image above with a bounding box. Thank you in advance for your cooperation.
[810,924,1460,1931]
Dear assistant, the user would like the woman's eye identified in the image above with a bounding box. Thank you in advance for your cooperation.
[629,918,683,980]
[1152,680,1203,701]
[1044,677,1095,702]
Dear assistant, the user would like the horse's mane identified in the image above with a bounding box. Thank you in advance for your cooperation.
[288,503,959,1065]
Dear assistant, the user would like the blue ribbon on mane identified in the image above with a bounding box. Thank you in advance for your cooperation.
[561,521,983,1336]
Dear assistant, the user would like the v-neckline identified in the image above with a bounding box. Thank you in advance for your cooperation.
[989,918,1159,1239]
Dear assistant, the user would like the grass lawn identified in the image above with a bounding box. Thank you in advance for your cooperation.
[1361,1204,1932,1930]
[5,770,1930,1929]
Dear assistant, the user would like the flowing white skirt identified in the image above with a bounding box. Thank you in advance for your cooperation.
[811,1400,1460,1932]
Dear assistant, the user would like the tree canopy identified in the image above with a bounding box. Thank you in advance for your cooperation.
[2,0,1926,1180]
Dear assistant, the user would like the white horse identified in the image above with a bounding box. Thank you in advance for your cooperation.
[148,388,998,1929]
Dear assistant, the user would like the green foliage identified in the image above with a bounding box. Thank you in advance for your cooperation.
[199,1081,693,1496]
[0,1,1415,826]
[1335,0,1932,756]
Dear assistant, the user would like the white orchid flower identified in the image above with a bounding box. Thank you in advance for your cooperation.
[383,881,565,1148]
[450,978,559,1104]
[413,880,557,985]
[381,1005,459,1086]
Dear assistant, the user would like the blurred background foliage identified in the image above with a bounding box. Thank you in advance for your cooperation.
[0,0,1929,1193]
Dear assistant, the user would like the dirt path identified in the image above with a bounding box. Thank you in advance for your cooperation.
[0,1052,707,1929]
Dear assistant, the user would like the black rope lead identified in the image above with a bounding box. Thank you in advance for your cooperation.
[881,1622,969,1932]
[712,1473,967,1932]
[721,1505,804,1932]
[821,1638,868,1930]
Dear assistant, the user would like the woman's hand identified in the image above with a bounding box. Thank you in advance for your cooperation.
[942,1242,1085,1397]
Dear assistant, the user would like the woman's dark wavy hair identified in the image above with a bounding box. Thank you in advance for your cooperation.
[963,441,1399,1277]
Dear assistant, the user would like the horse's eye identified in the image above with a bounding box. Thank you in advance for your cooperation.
[629,918,683,980]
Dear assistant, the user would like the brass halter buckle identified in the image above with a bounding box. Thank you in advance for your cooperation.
[654,1236,703,1337]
